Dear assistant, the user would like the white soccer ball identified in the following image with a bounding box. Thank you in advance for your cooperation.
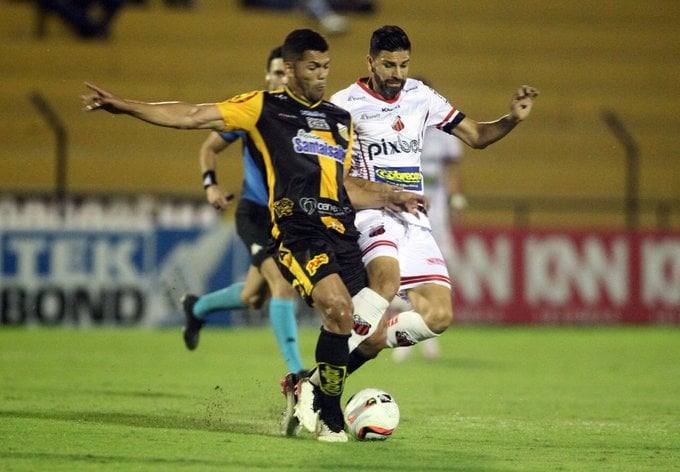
[343,388,400,440]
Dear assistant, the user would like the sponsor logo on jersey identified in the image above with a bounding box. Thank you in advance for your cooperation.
[427,257,447,266]
[366,136,422,160]
[305,117,330,130]
[359,112,382,120]
[292,130,345,162]
[273,198,294,218]
[299,197,353,217]
[374,166,422,191]
[301,110,326,118]
[306,253,329,276]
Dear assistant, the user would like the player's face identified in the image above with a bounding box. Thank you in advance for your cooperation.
[368,49,410,100]
[287,50,331,103]
[265,58,288,91]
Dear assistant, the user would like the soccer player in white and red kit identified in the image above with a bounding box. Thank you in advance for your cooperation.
[330,25,539,366]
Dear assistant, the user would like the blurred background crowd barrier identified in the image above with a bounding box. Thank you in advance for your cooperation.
[1,0,678,326]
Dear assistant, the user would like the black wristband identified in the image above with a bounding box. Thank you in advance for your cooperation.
[202,170,217,189]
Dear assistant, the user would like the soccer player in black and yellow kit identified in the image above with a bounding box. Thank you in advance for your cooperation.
[81,29,426,442]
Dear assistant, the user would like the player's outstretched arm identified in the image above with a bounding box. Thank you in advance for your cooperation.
[81,82,226,131]
[452,85,539,149]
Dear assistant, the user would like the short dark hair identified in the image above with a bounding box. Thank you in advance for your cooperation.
[267,46,283,71]
[282,29,328,63]
[369,25,411,57]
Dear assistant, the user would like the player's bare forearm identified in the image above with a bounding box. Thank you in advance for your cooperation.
[345,176,428,215]
[345,176,395,209]
[453,85,539,149]
[81,82,225,130]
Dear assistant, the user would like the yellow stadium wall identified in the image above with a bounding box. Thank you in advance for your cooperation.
[1,0,678,229]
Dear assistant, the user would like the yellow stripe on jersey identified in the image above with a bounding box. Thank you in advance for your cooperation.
[343,121,354,172]
[247,126,280,238]
[313,130,338,201]
[216,90,263,132]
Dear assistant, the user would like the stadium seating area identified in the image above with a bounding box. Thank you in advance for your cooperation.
[1,0,678,228]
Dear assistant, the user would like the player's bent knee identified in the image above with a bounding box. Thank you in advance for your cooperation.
[316,292,354,333]
[428,307,453,334]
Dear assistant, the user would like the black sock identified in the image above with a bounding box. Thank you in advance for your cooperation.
[315,327,349,424]
[347,349,373,375]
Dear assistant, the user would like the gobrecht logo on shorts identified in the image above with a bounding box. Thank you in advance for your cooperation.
[292,130,345,161]
[366,136,421,160]
[374,166,422,191]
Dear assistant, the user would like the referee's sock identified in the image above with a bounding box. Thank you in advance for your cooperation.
[193,282,247,319]
[269,298,304,374]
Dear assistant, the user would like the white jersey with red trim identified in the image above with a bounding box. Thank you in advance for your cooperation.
[331,78,465,228]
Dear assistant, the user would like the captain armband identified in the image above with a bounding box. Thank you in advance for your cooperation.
[202,170,217,189]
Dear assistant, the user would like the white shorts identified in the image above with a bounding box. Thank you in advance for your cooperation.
[355,209,451,291]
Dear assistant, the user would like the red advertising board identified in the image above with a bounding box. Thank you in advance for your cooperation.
[450,228,680,324]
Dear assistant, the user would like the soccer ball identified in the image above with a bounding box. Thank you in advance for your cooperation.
[343,388,400,440]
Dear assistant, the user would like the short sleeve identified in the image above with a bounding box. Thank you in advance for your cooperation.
[216,90,264,133]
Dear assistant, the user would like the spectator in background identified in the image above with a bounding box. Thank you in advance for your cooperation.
[240,0,351,35]
[37,0,126,39]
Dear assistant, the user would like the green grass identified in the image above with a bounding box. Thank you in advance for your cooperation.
[1,326,678,471]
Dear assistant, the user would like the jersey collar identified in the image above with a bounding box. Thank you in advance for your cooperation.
[284,86,323,108]
[357,77,401,103]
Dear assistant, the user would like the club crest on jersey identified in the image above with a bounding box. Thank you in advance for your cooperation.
[292,130,345,162]
[391,116,405,131]
[374,166,423,191]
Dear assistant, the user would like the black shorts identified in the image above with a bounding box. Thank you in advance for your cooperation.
[274,224,367,307]
[235,198,272,269]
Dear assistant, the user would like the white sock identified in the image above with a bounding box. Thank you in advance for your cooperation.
[386,310,438,348]
[348,287,389,353]
[309,288,389,387]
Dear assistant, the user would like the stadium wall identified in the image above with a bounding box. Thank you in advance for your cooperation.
[1,198,678,326]
[1,0,679,229]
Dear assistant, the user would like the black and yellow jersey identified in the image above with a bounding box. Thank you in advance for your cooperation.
[216,87,356,240]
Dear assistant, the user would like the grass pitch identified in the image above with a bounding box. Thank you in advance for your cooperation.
[1,325,678,471]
